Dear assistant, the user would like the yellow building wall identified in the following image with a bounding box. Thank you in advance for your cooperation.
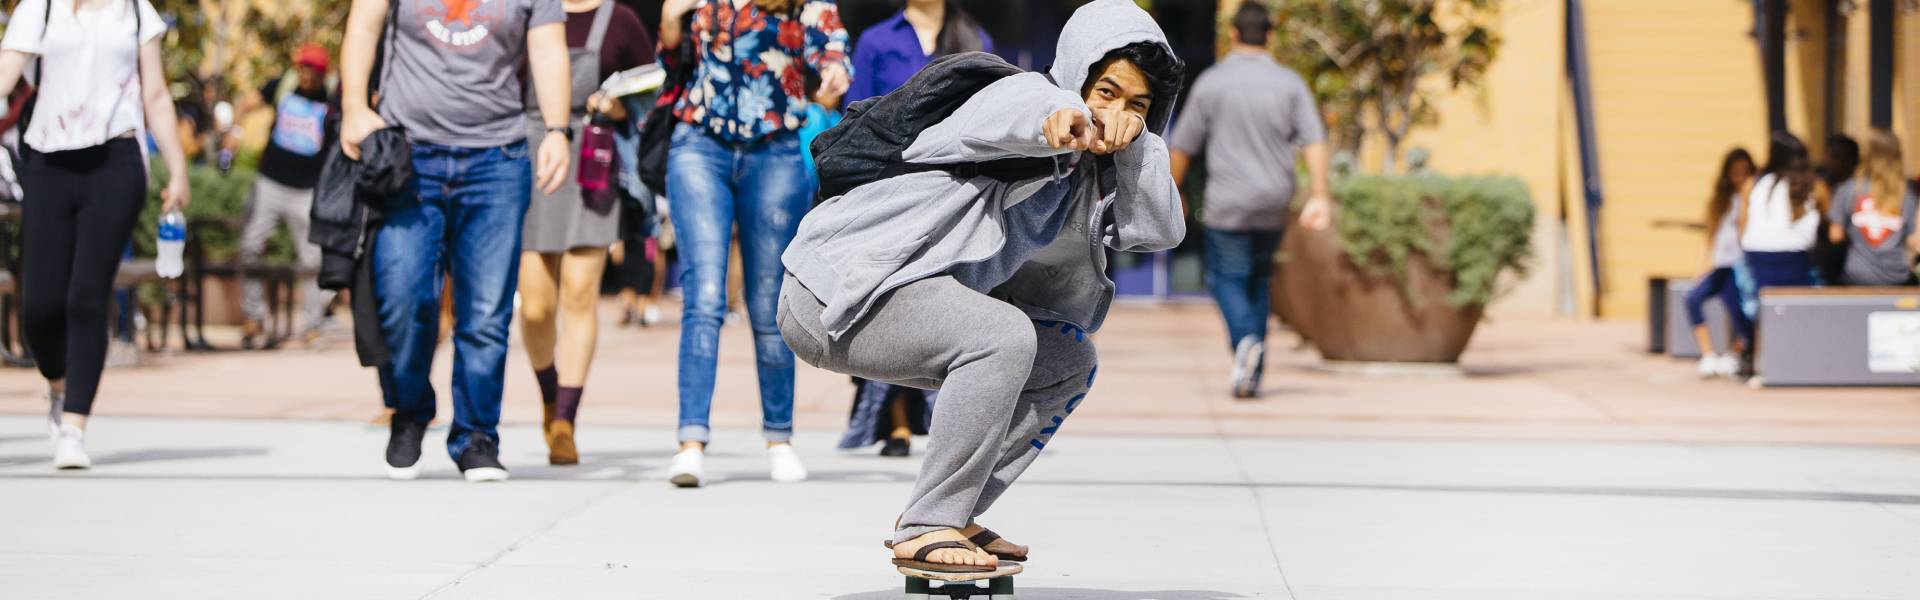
[1902,8,1919,172]
[1404,0,1566,317]
[1578,0,1771,319]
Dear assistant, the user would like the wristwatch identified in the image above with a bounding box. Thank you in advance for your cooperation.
[546,125,574,141]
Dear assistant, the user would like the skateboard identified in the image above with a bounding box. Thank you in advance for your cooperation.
[898,563,1023,599]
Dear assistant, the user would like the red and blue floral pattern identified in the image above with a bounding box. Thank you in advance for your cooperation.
[667,0,851,142]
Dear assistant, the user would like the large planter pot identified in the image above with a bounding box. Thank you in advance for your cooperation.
[1270,174,1534,365]
[1275,219,1482,364]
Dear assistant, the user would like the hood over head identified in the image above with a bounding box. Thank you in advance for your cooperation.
[1048,0,1181,134]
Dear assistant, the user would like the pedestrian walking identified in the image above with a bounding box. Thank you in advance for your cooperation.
[1169,2,1332,399]
[834,0,995,458]
[517,0,655,467]
[339,0,575,482]
[782,0,1185,571]
[238,43,340,349]
[655,0,852,487]
[1684,148,1757,378]
[0,0,191,470]
[1826,131,1916,286]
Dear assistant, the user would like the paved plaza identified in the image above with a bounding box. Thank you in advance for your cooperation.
[3,303,1920,598]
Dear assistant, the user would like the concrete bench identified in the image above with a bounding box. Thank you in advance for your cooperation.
[1756,287,1920,387]
[1650,276,1738,358]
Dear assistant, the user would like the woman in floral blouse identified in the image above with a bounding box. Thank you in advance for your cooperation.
[657,0,851,487]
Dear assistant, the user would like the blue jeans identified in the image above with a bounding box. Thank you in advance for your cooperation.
[1683,266,1751,347]
[374,141,532,457]
[1203,226,1284,367]
[666,125,810,443]
[1742,250,1815,343]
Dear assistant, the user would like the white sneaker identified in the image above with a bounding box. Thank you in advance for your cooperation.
[1719,354,1744,378]
[768,443,808,483]
[1230,337,1263,398]
[642,305,662,326]
[52,425,90,470]
[1697,354,1724,377]
[668,448,705,488]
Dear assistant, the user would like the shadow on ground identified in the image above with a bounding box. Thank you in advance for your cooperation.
[0,446,270,467]
[835,587,1249,600]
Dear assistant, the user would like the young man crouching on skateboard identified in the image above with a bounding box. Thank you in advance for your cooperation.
[778,0,1186,573]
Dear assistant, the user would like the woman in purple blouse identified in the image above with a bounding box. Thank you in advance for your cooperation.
[838,0,993,458]
[846,0,994,104]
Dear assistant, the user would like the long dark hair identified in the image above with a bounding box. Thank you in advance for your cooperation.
[932,1,985,56]
[1761,131,1816,219]
[1709,148,1754,228]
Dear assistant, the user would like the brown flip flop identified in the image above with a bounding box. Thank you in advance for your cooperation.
[890,540,996,573]
[885,529,1028,563]
[967,528,1028,563]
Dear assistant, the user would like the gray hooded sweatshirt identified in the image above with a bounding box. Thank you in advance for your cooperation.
[781,0,1185,340]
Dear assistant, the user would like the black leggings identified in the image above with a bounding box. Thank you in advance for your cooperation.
[20,138,147,416]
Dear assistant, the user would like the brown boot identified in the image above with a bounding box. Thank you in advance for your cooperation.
[547,420,579,465]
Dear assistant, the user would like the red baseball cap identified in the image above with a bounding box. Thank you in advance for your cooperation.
[296,44,330,72]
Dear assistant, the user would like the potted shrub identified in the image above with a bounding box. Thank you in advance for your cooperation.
[1274,173,1533,364]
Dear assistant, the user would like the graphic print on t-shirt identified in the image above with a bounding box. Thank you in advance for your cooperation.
[423,0,499,49]
[269,94,330,157]
[1850,195,1903,248]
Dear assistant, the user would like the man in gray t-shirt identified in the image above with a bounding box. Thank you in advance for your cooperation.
[1169,2,1332,399]
[337,0,575,483]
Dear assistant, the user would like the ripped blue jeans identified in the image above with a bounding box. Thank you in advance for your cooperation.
[665,125,811,443]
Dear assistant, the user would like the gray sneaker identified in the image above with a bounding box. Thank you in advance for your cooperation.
[1230,337,1263,399]
[46,389,65,443]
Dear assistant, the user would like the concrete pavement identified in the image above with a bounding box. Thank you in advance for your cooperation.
[5,302,1920,445]
[3,415,1920,599]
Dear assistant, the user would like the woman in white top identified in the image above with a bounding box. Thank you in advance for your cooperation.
[1736,132,1826,348]
[0,0,191,470]
[1685,148,1756,377]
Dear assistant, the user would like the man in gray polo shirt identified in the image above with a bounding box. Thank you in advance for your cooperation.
[1170,1,1331,399]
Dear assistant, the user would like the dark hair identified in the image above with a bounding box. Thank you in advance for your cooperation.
[1708,147,1754,230]
[933,1,986,56]
[1232,2,1272,46]
[1821,133,1860,186]
[1762,131,1817,219]
[1088,42,1187,107]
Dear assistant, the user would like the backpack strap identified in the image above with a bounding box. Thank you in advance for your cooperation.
[585,0,615,53]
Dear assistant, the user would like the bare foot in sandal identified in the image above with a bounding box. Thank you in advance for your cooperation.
[961,522,1029,562]
[892,528,998,572]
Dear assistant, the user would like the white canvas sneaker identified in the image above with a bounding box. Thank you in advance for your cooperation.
[768,444,808,483]
[668,448,705,488]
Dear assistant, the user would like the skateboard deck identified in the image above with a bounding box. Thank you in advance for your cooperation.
[898,563,1022,599]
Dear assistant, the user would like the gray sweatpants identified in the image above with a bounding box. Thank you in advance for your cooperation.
[779,274,1097,544]
[238,176,330,329]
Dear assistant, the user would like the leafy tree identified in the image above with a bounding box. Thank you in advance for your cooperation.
[152,0,351,94]
[1263,0,1501,173]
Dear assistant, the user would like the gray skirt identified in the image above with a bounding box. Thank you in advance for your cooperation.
[522,118,621,253]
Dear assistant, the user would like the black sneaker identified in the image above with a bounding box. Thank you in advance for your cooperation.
[456,435,509,483]
[879,436,911,457]
[386,420,427,480]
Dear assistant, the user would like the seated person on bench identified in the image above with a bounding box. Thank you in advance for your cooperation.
[1826,131,1917,287]
[778,0,1186,573]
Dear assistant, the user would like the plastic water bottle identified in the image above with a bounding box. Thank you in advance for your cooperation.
[577,115,616,192]
[156,210,186,279]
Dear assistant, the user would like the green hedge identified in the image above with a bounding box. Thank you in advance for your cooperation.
[1331,173,1534,308]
